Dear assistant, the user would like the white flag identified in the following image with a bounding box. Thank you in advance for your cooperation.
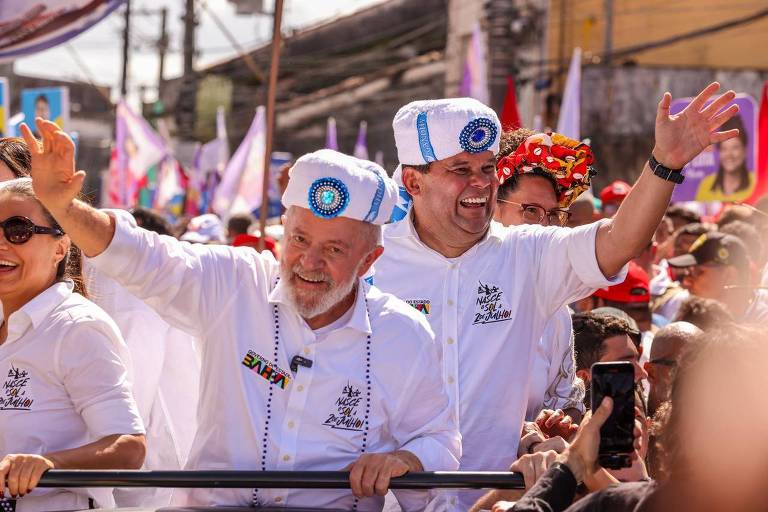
[557,47,582,140]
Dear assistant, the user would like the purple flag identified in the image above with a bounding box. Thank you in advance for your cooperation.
[458,23,489,104]
[326,117,338,151]
[353,121,368,159]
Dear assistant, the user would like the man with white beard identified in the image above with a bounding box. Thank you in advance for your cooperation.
[23,118,459,512]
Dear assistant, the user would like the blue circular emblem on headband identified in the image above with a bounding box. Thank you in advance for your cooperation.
[459,117,498,154]
[308,177,349,218]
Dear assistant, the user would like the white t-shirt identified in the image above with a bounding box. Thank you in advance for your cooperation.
[0,281,145,512]
[87,211,460,512]
[84,262,201,508]
[374,216,626,510]
[525,306,585,421]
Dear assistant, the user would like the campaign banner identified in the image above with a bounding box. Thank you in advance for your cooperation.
[0,78,7,137]
[0,0,124,62]
[21,87,69,133]
[671,94,757,203]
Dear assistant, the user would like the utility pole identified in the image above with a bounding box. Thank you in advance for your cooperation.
[120,0,131,97]
[603,0,614,66]
[157,7,168,100]
[177,0,198,139]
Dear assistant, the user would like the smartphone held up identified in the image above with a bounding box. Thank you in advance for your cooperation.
[590,361,635,469]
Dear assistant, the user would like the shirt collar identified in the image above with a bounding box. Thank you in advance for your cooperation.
[3,281,73,343]
[268,277,372,336]
[386,210,506,249]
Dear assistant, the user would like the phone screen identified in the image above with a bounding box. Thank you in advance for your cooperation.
[591,362,635,456]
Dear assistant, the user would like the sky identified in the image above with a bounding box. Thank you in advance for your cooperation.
[13,0,384,107]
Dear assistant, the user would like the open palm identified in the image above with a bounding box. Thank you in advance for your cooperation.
[654,82,740,170]
[20,118,85,212]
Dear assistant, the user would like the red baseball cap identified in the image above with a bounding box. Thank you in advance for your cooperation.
[593,262,650,303]
[599,180,632,204]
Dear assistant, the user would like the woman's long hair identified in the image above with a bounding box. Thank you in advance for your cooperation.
[0,178,87,297]
[710,115,750,194]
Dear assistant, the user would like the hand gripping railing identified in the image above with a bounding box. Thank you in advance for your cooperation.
[37,470,525,490]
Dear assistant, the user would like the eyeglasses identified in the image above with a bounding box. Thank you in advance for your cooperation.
[497,199,571,227]
[0,216,64,244]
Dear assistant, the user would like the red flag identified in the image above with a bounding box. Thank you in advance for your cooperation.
[499,76,522,131]
[746,80,768,204]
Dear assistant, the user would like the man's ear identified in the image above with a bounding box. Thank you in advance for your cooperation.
[358,246,385,277]
[54,235,70,268]
[576,368,590,386]
[401,166,423,197]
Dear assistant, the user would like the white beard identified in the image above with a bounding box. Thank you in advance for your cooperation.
[279,262,359,320]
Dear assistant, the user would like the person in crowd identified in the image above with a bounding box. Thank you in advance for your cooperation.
[716,203,754,229]
[671,222,714,258]
[130,207,173,236]
[507,324,768,512]
[669,231,767,322]
[0,138,31,180]
[651,216,673,261]
[23,119,459,511]
[644,322,700,418]
[226,212,254,243]
[665,204,700,231]
[672,295,734,330]
[180,213,226,244]
[566,191,597,228]
[588,262,653,333]
[720,220,765,270]
[598,180,631,218]
[226,212,279,256]
[697,114,755,201]
[0,178,145,511]
[494,128,595,428]
[373,83,740,510]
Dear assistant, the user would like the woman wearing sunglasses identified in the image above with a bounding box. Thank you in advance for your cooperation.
[0,178,146,511]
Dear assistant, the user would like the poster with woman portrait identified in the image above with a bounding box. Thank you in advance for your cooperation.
[670,93,757,203]
[21,86,69,136]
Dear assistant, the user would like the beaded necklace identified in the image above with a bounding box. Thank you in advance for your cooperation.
[252,283,373,510]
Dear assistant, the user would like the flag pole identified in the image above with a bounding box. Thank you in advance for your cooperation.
[258,0,285,251]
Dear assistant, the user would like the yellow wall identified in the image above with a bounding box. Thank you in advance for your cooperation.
[548,0,768,70]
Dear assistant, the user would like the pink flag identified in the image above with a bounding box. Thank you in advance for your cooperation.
[213,107,265,217]
[458,23,489,104]
[107,100,167,208]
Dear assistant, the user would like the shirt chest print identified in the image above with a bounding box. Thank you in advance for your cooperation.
[473,281,513,325]
[1,364,34,411]
[323,382,365,432]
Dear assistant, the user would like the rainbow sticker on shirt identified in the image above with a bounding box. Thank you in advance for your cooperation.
[406,299,431,315]
[242,351,291,389]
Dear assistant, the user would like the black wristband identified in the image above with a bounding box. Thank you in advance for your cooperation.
[649,155,684,184]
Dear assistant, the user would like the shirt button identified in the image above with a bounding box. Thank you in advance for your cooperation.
[275,497,283,503]
[447,299,454,306]
[287,420,295,428]
[297,385,305,392]
[447,337,455,345]
[283,455,291,462]
[447,376,455,384]
[303,347,311,355]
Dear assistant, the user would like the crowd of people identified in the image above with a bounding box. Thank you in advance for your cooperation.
[0,81,765,512]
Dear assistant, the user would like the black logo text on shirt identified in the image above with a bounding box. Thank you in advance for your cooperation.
[473,281,513,325]
[323,382,365,432]
[1,365,34,411]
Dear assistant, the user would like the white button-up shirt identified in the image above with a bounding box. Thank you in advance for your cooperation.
[87,212,460,511]
[0,281,145,512]
[525,307,584,421]
[374,216,625,510]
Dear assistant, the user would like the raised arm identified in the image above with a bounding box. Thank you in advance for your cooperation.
[596,82,740,277]
[21,118,115,257]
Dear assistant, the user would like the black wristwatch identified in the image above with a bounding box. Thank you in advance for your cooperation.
[649,155,684,184]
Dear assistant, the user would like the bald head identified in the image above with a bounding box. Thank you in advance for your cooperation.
[650,322,701,361]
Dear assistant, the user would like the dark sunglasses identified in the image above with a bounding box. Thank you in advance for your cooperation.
[0,216,64,244]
